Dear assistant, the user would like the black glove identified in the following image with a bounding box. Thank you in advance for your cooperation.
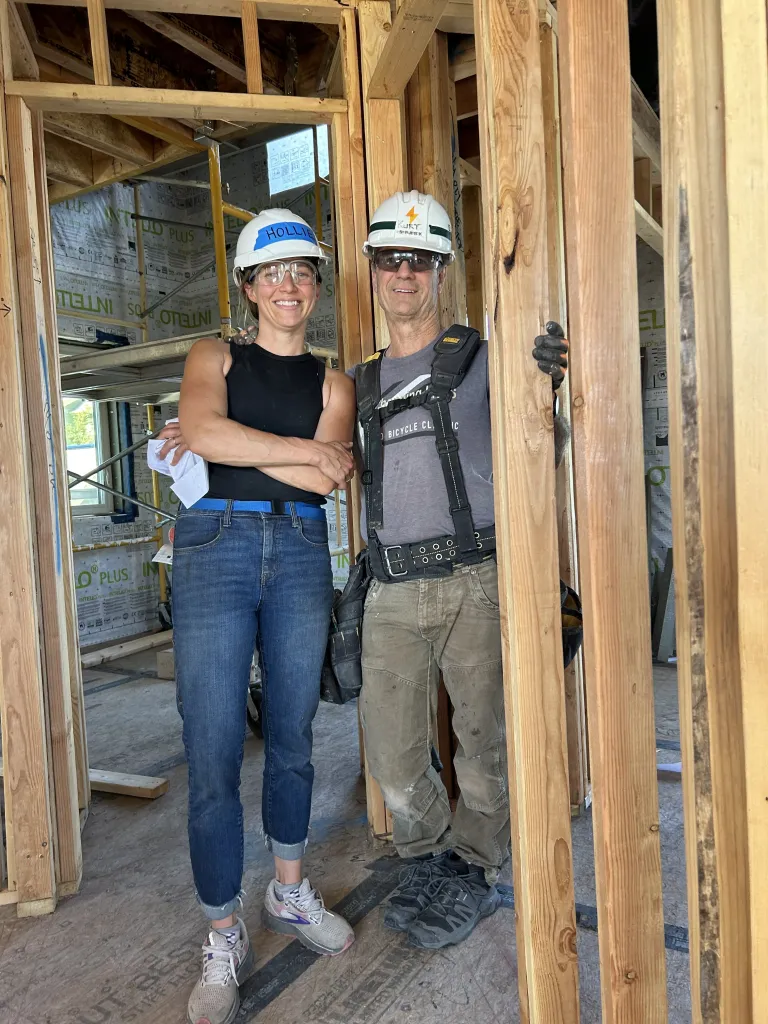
[532,321,568,390]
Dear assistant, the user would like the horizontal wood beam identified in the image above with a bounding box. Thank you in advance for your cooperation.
[631,77,661,173]
[366,0,449,99]
[110,115,203,150]
[18,0,345,23]
[88,769,169,799]
[634,200,663,256]
[7,81,346,122]
[124,10,247,84]
[43,111,155,162]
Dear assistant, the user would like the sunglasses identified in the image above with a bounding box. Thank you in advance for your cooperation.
[247,260,318,287]
[372,250,444,273]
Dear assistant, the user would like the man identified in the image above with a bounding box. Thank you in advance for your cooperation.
[354,190,568,950]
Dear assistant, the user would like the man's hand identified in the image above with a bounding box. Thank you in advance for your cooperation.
[157,421,189,466]
[307,439,355,489]
[532,321,568,390]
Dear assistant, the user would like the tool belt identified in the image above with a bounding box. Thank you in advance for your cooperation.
[369,525,496,582]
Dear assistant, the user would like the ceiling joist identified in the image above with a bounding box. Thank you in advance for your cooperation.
[43,111,157,162]
[123,11,247,84]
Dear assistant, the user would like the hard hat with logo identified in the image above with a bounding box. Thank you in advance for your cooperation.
[363,191,455,263]
[233,208,328,284]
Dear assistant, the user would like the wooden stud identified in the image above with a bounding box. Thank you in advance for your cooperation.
[540,19,589,813]
[7,95,82,891]
[86,0,111,87]
[406,32,465,326]
[657,0,763,1017]
[461,183,484,331]
[366,0,449,100]
[721,0,768,1014]
[339,8,374,363]
[331,112,363,373]
[358,0,408,351]
[474,0,579,1019]
[7,81,347,124]
[0,33,57,912]
[558,0,668,1019]
[31,114,90,816]
[241,0,263,94]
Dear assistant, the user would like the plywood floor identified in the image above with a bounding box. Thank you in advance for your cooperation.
[0,655,690,1024]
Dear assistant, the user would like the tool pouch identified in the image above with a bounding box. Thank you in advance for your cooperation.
[561,580,584,668]
[320,550,371,705]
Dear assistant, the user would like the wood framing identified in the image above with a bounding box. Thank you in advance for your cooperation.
[7,94,82,891]
[241,0,263,93]
[86,0,111,86]
[88,770,169,799]
[31,113,90,816]
[540,19,588,813]
[406,31,465,326]
[23,0,345,20]
[474,0,579,1019]
[366,0,449,100]
[461,181,483,330]
[722,0,768,1014]
[43,111,156,162]
[658,0,764,1017]
[558,0,667,1019]
[339,6,374,363]
[0,45,57,913]
[6,81,346,122]
[358,0,407,351]
[124,11,247,84]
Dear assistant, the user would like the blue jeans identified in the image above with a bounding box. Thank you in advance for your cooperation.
[172,502,333,920]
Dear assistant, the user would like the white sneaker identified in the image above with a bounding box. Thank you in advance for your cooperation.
[187,918,254,1024]
[262,878,355,956]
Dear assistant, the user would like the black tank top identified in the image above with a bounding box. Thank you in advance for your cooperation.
[207,341,326,504]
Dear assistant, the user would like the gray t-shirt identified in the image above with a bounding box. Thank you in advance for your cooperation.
[351,340,494,546]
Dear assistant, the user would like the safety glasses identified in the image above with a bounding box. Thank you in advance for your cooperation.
[247,260,318,287]
[371,249,443,273]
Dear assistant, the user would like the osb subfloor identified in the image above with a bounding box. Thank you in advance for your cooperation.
[0,656,690,1024]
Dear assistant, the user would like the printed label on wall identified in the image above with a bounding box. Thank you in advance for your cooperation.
[74,545,161,644]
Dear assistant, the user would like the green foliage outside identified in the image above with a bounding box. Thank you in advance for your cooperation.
[64,399,95,448]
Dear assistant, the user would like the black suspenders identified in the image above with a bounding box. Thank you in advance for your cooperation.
[356,325,484,571]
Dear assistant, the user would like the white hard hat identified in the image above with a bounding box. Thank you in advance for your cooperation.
[363,190,455,263]
[232,208,328,284]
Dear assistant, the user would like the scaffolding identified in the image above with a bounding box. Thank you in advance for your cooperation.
[60,129,348,625]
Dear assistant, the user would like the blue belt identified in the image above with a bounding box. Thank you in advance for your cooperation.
[189,498,326,520]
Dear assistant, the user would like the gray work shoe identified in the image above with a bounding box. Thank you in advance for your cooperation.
[263,878,355,956]
[407,869,501,949]
[383,852,469,932]
[187,919,254,1024]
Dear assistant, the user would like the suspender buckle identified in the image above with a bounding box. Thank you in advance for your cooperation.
[362,470,373,486]
[383,545,408,577]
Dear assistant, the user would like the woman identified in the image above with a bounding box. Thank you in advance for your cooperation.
[160,209,356,1024]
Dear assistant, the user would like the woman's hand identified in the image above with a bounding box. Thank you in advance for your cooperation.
[306,439,355,489]
[157,422,190,466]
